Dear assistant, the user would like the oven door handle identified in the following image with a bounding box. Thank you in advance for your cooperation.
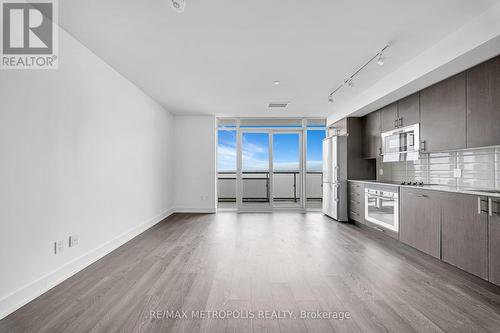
[366,194,395,200]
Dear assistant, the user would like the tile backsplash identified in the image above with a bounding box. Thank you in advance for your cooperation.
[377,147,500,190]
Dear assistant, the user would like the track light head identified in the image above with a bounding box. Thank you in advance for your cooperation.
[377,54,385,66]
[328,95,334,103]
[347,79,354,87]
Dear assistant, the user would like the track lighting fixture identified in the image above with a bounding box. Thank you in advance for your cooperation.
[327,42,391,103]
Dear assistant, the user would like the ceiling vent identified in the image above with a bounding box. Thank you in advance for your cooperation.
[268,102,289,109]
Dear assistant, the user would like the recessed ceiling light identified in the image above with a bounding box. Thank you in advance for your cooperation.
[170,0,186,13]
[273,81,280,85]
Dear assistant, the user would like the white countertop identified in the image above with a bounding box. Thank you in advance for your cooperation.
[348,179,500,198]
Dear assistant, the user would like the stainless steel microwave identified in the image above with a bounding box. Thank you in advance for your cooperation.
[381,123,420,155]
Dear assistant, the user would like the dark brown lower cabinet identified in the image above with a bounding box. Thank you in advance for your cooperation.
[400,188,441,259]
[441,193,488,280]
[489,198,500,286]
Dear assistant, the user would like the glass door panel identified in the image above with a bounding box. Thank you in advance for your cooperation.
[272,132,301,207]
[241,132,270,208]
[307,129,326,209]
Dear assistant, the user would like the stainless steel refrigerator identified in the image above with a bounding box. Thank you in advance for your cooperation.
[322,135,348,221]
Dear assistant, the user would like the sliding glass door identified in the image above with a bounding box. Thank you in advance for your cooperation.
[272,132,302,208]
[236,130,302,211]
[239,131,271,209]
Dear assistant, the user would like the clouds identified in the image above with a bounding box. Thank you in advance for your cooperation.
[217,130,323,172]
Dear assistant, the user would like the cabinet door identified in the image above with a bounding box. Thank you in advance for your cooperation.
[420,73,467,152]
[330,118,348,136]
[380,103,398,132]
[397,93,420,127]
[489,198,500,286]
[441,193,488,279]
[363,110,381,158]
[467,56,500,148]
[399,188,441,259]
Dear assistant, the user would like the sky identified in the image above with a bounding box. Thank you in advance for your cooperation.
[217,129,325,172]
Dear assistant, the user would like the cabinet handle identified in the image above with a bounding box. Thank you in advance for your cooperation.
[408,193,428,198]
[399,117,403,127]
[493,200,500,216]
[477,197,489,215]
[489,198,493,217]
[394,119,399,128]
[420,140,426,152]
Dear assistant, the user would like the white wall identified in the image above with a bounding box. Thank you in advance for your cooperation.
[174,116,217,212]
[0,29,175,318]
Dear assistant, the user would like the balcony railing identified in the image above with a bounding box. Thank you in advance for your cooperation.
[217,171,323,203]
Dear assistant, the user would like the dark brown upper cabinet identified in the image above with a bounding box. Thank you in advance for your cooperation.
[466,56,500,148]
[397,93,420,128]
[363,110,381,159]
[420,73,467,152]
[380,95,420,133]
[380,103,399,132]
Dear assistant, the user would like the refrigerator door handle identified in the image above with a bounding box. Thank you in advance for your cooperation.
[333,166,339,181]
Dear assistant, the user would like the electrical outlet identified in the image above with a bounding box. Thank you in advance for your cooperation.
[453,168,462,178]
[379,168,384,176]
[69,235,79,247]
[54,240,64,254]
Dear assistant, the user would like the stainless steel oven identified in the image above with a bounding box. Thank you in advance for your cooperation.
[365,185,399,232]
[381,123,419,155]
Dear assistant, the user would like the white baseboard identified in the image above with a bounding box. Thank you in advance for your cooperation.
[174,207,216,214]
[0,207,174,320]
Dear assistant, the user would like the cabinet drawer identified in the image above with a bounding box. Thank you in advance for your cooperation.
[349,191,363,201]
[349,209,363,223]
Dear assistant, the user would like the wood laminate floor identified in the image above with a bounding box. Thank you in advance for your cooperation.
[1,212,500,333]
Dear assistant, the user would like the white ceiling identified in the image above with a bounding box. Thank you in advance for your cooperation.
[59,0,500,117]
